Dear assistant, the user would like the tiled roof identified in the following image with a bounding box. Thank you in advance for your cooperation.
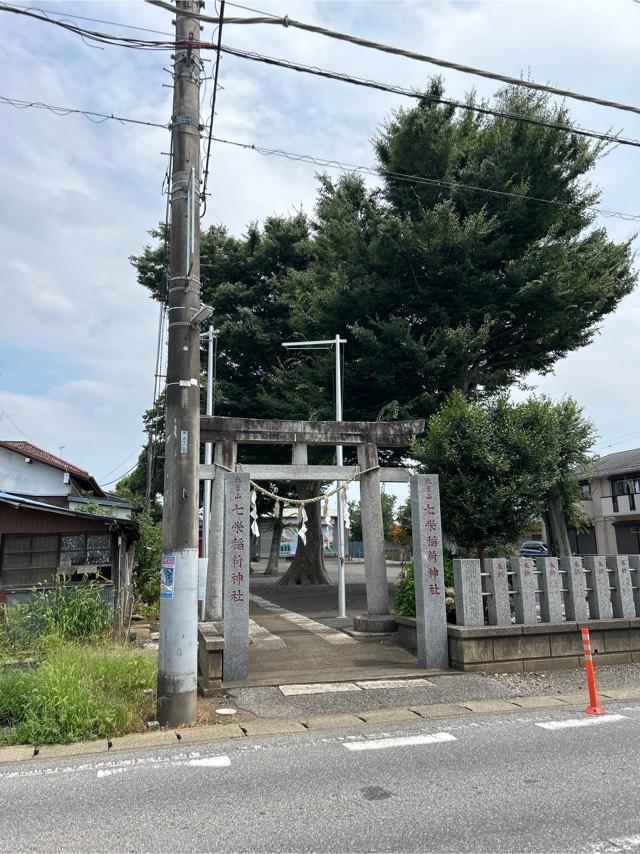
[592,447,640,478]
[0,440,90,479]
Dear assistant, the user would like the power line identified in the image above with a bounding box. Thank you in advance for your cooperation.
[221,45,640,150]
[0,409,33,442]
[0,1,262,50]
[0,3,178,49]
[7,2,175,36]
[153,0,640,118]
[2,92,639,222]
[593,429,640,452]
[0,95,168,128]
[98,447,144,483]
[223,0,280,18]
[99,461,140,488]
[210,134,640,223]
[201,0,226,216]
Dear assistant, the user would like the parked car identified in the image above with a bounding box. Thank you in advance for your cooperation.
[519,540,548,557]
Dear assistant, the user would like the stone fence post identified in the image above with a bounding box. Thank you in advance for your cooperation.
[537,557,563,623]
[453,559,483,626]
[607,555,635,618]
[513,557,537,624]
[560,556,589,621]
[485,558,510,626]
[584,555,613,620]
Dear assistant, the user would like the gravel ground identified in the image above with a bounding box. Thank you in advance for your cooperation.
[488,662,640,695]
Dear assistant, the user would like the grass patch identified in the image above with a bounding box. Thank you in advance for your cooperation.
[0,581,156,746]
[0,640,156,746]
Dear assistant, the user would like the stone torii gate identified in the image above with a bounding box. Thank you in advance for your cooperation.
[199,415,425,632]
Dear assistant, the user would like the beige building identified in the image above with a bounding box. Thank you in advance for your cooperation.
[573,448,640,556]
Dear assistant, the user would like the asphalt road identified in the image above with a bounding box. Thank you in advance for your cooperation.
[2,703,640,853]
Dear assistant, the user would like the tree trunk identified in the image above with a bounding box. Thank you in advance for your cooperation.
[278,482,330,586]
[545,488,572,557]
[264,500,284,576]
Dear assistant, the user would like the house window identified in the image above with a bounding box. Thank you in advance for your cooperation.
[579,482,591,500]
[59,534,111,567]
[1,534,58,570]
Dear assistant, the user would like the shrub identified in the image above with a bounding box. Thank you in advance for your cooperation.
[3,579,112,647]
[393,559,456,620]
[134,515,163,604]
[393,564,417,617]
[0,641,156,745]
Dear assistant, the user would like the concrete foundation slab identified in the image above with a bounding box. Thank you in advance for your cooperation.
[353,615,397,633]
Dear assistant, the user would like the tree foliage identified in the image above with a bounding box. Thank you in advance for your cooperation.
[414,391,595,556]
[269,81,635,426]
[348,494,397,543]
[127,78,635,577]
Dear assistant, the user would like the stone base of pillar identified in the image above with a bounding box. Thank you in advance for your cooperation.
[353,614,398,633]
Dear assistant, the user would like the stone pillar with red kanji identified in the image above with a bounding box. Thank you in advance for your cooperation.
[222,471,250,682]
[410,474,449,670]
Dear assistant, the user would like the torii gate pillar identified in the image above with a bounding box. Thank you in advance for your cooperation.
[354,442,393,631]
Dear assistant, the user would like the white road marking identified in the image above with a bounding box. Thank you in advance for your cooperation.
[279,682,361,696]
[344,732,457,752]
[250,594,355,644]
[588,833,640,852]
[536,714,627,731]
[0,751,230,781]
[97,768,125,779]
[356,679,435,690]
[187,756,231,768]
[249,619,286,649]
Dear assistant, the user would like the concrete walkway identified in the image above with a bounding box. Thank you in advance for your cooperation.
[232,567,427,688]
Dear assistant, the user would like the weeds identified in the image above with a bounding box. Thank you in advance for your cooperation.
[0,581,156,746]
[0,641,156,745]
[2,578,112,656]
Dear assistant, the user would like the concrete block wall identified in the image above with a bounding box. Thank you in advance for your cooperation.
[447,619,640,673]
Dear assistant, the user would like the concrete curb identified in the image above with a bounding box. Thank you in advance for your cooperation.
[2,688,639,765]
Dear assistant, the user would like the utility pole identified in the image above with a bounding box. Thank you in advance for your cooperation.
[157,0,203,727]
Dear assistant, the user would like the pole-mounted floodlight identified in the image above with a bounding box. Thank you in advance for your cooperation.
[190,304,214,328]
[282,336,348,619]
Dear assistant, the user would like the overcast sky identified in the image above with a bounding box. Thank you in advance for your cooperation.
[0,0,638,494]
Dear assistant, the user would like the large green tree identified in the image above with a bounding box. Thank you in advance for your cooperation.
[129,79,635,583]
[414,391,595,559]
[268,81,635,426]
[130,215,335,584]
